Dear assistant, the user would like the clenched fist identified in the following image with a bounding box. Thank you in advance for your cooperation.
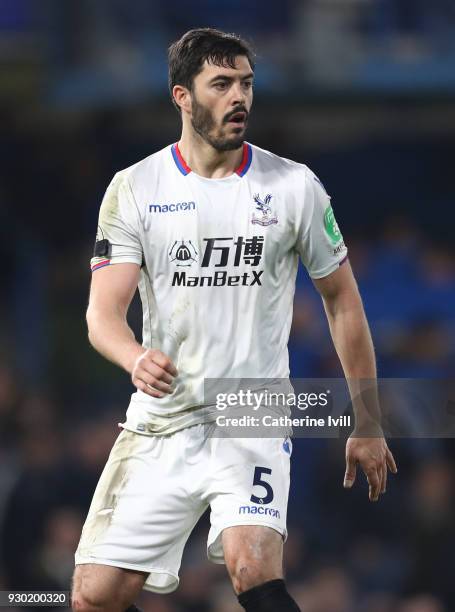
[131,348,178,398]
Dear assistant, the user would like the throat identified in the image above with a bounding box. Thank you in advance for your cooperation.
[176,139,245,178]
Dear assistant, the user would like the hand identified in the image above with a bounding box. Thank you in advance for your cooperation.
[344,436,397,502]
[131,349,178,398]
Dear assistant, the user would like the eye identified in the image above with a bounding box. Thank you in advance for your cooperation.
[214,82,228,90]
[243,81,253,89]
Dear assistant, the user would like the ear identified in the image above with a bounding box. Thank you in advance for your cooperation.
[173,85,191,114]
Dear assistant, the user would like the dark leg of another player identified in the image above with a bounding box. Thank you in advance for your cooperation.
[238,579,300,611]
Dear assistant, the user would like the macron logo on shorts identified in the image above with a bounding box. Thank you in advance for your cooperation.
[239,505,280,519]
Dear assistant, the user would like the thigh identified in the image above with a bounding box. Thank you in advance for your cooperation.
[75,429,207,594]
[72,563,146,610]
[206,436,292,564]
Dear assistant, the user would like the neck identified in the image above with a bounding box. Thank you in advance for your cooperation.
[178,124,244,179]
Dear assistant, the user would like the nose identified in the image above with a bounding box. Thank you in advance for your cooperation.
[230,81,246,107]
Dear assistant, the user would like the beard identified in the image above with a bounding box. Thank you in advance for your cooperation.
[190,93,249,152]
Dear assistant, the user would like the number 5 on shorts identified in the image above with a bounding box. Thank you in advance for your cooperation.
[250,466,274,504]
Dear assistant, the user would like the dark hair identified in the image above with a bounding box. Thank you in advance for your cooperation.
[168,28,255,112]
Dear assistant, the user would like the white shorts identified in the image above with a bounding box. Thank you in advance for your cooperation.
[75,424,291,593]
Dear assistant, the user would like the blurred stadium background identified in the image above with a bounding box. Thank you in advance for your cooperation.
[1,1,455,611]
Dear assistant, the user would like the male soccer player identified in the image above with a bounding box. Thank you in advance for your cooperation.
[72,28,397,612]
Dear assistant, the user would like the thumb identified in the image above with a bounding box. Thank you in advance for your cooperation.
[344,454,357,489]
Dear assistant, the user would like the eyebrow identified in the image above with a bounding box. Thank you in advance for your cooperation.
[209,72,254,84]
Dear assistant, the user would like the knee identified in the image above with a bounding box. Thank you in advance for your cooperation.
[71,581,118,612]
[229,556,282,595]
[71,589,109,612]
[71,593,93,611]
[71,564,144,612]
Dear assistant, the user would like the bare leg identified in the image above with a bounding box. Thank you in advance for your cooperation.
[71,563,147,612]
[222,525,283,595]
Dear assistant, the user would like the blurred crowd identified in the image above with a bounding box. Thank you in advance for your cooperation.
[2,0,455,107]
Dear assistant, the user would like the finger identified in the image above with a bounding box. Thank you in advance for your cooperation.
[344,454,357,488]
[134,379,164,399]
[140,362,174,386]
[377,464,384,495]
[149,350,178,376]
[365,466,380,502]
[386,448,398,474]
[136,369,173,394]
[382,463,387,494]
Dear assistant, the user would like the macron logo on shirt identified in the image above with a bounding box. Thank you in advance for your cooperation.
[149,201,196,213]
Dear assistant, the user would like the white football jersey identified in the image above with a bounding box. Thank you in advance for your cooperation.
[90,142,348,434]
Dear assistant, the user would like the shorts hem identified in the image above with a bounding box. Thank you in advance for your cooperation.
[207,520,287,565]
[75,554,179,594]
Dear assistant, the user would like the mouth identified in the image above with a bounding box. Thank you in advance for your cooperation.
[226,111,247,127]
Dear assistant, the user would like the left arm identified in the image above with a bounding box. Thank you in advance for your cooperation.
[313,260,397,501]
[314,259,375,380]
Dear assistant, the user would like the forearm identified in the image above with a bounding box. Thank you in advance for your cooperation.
[323,294,381,432]
[324,297,376,379]
[86,308,145,374]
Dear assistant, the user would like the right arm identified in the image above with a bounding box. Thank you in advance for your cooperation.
[88,171,177,397]
[87,262,177,397]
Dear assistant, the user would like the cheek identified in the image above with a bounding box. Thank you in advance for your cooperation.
[215,107,227,126]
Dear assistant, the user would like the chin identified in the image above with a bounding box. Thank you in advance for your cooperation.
[212,135,245,152]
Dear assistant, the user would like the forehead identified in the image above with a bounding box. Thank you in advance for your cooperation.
[197,55,253,80]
